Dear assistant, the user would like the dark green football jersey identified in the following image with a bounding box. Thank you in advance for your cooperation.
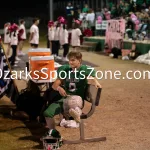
[57,64,96,99]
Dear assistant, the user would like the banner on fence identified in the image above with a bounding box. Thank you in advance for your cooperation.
[105,19,125,49]
[96,21,108,30]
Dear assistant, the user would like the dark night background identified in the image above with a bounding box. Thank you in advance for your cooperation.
[0,0,87,28]
[0,0,89,29]
[0,1,49,28]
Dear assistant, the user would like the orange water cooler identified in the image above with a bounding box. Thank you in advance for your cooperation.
[28,48,51,70]
[30,56,56,82]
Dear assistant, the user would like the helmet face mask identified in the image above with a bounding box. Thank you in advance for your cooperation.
[43,137,63,150]
[42,129,63,150]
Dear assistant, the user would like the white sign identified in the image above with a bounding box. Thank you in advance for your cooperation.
[96,21,108,30]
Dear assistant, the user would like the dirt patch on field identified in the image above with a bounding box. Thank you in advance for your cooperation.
[0,48,150,150]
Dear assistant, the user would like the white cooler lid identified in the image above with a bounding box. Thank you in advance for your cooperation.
[28,48,51,53]
[31,56,54,61]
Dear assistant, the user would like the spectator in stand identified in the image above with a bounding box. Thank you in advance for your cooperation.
[66,2,74,29]
[86,9,95,35]
[82,4,89,13]
[126,25,134,39]
[118,0,125,15]
[124,3,130,15]
[111,5,118,18]
[78,9,83,20]
[143,11,149,19]
[95,8,105,20]
[79,10,88,30]
[95,8,104,36]
[128,0,135,12]
[74,3,81,20]
[104,8,111,20]
[136,0,144,11]
[139,20,148,33]
[108,0,113,11]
